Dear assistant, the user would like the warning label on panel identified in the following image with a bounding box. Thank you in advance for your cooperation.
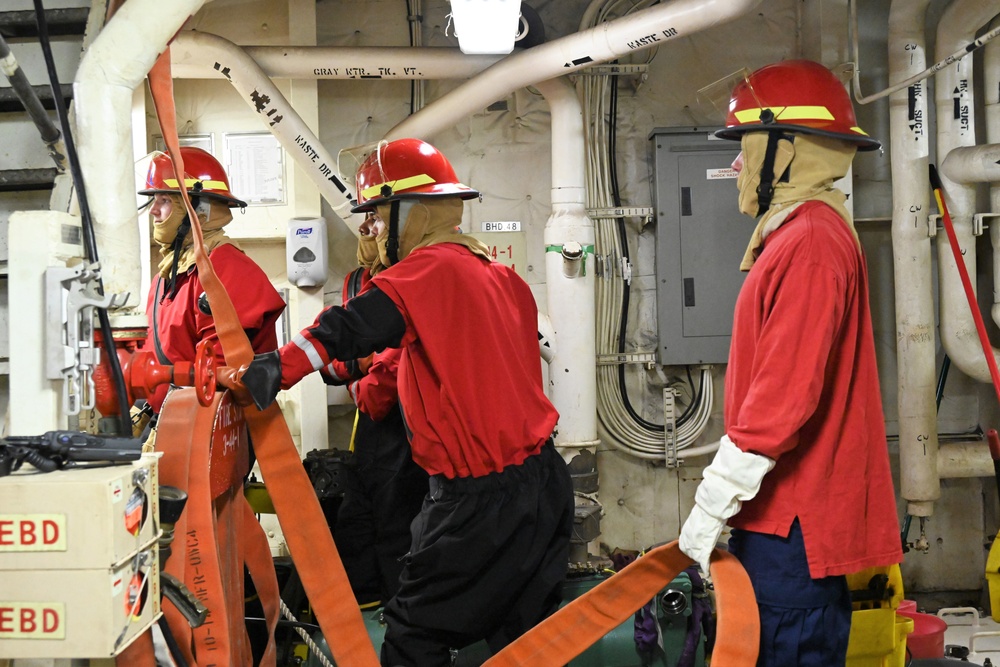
[0,602,65,639]
[707,168,739,180]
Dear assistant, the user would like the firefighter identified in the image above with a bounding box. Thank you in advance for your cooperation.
[678,60,903,666]
[219,138,573,667]
[137,146,285,420]
[319,215,428,608]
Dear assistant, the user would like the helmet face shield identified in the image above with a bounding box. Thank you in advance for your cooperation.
[697,67,756,123]
[338,141,380,192]
[709,60,880,151]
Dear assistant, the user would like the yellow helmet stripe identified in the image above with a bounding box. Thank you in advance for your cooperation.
[163,178,229,190]
[734,105,835,123]
[360,174,436,200]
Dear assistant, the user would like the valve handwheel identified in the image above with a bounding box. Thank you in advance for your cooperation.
[193,339,218,407]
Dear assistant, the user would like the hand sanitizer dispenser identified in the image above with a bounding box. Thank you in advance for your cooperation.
[287,217,328,287]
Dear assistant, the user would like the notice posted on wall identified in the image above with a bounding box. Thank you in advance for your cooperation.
[225,133,286,206]
[153,134,214,154]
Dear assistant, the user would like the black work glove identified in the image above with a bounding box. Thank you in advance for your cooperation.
[216,350,282,411]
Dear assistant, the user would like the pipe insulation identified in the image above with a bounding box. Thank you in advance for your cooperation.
[934,0,1000,385]
[888,0,940,517]
[384,0,764,140]
[942,143,1000,183]
[167,37,509,236]
[73,0,208,302]
[169,32,359,224]
[171,45,503,80]
[535,77,598,449]
[938,440,996,479]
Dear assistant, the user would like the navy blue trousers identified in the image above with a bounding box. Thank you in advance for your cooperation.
[729,520,852,667]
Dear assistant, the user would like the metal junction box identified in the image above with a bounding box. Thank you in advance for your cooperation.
[0,454,160,570]
[651,127,756,365]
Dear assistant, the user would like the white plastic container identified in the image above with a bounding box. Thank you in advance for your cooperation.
[287,216,329,287]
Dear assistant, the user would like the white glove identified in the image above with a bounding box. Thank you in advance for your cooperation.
[679,435,775,574]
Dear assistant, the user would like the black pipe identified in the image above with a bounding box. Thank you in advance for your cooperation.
[0,168,58,190]
[0,34,59,143]
[0,83,72,112]
[0,32,66,172]
[0,9,89,38]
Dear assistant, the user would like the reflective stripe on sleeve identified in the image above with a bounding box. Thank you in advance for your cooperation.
[293,333,326,371]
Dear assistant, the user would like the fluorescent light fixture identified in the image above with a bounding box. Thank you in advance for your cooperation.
[449,0,522,55]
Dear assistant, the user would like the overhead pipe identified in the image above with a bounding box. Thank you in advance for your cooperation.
[888,0,939,517]
[534,76,598,451]
[170,32,359,226]
[171,44,502,80]
[73,0,208,302]
[384,0,763,140]
[934,0,1000,385]
[168,35,507,237]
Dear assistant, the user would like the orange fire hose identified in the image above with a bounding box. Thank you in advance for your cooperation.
[484,544,759,666]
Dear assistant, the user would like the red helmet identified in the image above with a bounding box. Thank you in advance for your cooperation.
[351,138,479,213]
[715,60,880,151]
[139,146,246,207]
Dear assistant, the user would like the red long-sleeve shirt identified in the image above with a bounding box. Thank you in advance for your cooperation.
[725,200,903,578]
[143,244,286,412]
[279,243,558,478]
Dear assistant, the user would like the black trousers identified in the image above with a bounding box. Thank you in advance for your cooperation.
[334,407,428,606]
[380,442,573,667]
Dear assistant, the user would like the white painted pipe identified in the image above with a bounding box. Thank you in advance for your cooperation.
[935,0,1000,385]
[889,0,939,517]
[73,0,208,302]
[172,46,502,80]
[942,144,1000,184]
[169,32,359,224]
[385,0,763,140]
[535,77,598,450]
[938,440,994,478]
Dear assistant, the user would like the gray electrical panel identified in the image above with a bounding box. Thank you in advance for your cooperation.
[651,127,756,365]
